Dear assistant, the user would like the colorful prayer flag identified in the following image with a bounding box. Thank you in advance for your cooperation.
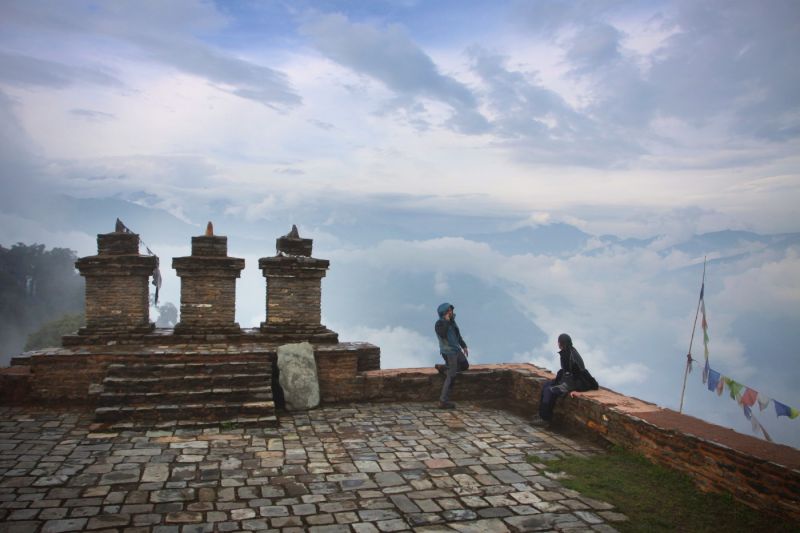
[726,378,743,401]
[707,369,720,393]
[757,394,771,411]
[740,387,758,407]
[743,405,769,438]
[775,401,800,419]
[715,375,724,396]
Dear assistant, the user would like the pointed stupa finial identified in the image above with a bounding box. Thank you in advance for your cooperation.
[276,224,312,256]
[205,221,214,236]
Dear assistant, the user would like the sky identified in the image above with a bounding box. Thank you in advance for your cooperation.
[1,1,799,447]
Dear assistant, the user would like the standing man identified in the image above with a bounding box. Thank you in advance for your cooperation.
[435,302,469,409]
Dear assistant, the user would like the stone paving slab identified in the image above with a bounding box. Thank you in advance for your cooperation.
[0,403,627,532]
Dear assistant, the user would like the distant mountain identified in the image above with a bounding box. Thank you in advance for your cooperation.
[7,192,800,263]
[2,193,198,246]
[597,234,657,248]
[663,230,800,261]
[325,268,546,361]
[464,223,592,256]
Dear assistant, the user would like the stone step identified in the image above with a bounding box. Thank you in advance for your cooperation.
[108,414,278,431]
[95,401,276,424]
[106,361,272,378]
[95,359,277,429]
[97,385,273,406]
[102,373,271,393]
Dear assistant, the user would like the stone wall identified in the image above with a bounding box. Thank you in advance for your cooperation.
[7,342,378,405]
[0,366,31,404]
[10,347,273,403]
[529,383,800,521]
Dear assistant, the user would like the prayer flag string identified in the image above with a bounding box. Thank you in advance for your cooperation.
[687,264,794,442]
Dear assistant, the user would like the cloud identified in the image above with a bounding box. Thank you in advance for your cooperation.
[718,248,800,316]
[648,0,800,141]
[469,48,643,167]
[523,345,650,389]
[300,12,489,134]
[275,168,305,176]
[433,271,449,296]
[566,22,624,72]
[141,39,301,109]
[0,51,122,89]
[510,0,625,37]
[70,108,116,121]
[507,0,800,167]
[308,118,334,130]
[329,323,438,369]
[0,90,49,211]
[329,225,797,395]
[0,0,300,109]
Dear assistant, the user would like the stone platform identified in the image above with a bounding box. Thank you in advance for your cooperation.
[0,402,624,532]
[7,341,380,407]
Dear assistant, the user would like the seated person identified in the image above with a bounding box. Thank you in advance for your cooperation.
[537,333,598,424]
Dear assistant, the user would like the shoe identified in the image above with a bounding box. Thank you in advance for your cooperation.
[435,364,447,376]
[438,401,456,409]
[529,416,550,427]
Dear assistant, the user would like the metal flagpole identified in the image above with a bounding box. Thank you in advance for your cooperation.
[679,257,707,413]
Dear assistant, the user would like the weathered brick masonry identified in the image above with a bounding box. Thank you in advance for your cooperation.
[173,234,244,334]
[75,231,156,335]
[9,340,380,406]
[258,225,338,343]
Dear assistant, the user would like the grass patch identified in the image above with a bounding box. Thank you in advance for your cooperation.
[535,446,798,533]
[219,421,239,432]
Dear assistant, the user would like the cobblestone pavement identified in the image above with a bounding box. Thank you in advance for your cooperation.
[0,403,628,532]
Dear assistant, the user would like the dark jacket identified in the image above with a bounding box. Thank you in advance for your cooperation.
[435,302,467,356]
[555,346,597,392]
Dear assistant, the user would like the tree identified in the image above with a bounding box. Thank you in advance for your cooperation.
[155,302,178,328]
[0,243,84,365]
[25,313,85,350]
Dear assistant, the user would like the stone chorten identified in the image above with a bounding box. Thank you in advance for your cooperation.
[172,223,245,334]
[258,225,338,343]
[75,229,157,335]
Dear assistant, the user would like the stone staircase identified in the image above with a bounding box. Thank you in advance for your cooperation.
[94,360,277,430]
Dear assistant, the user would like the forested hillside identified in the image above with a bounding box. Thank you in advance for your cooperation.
[0,243,83,365]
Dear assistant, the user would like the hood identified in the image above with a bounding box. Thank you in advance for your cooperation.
[437,302,453,318]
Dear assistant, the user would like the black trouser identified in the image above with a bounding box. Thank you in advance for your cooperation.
[539,379,568,421]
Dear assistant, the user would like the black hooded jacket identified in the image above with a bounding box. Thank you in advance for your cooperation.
[555,346,597,392]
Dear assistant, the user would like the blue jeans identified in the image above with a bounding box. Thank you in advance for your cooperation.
[539,379,568,421]
[439,352,460,403]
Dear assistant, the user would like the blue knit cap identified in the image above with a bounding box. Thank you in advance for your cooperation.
[437,302,453,317]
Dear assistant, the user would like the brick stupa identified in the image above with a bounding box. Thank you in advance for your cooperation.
[258,225,338,343]
[172,222,245,335]
[73,228,156,338]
